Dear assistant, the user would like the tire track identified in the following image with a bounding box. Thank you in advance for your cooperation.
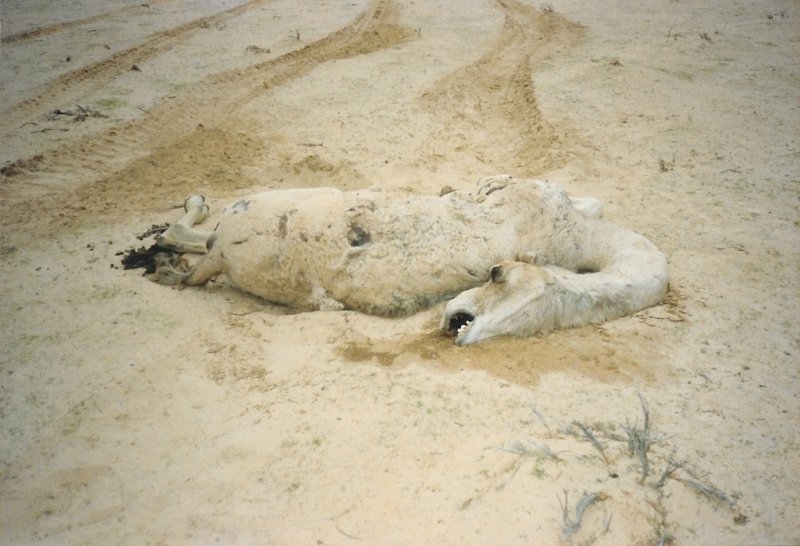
[0,0,413,241]
[418,0,584,175]
[2,0,401,175]
[0,0,273,132]
[1,0,179,45]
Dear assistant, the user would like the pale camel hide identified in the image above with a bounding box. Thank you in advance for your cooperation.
[152,176,668,343]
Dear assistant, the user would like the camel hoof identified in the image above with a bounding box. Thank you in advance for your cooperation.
[184,195,206,212]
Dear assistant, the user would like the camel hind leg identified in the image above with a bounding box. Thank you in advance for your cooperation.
[156,195,213,253]
[149,195,223,287]
[149,245,223,287]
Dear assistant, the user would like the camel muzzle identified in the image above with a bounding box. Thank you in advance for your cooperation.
[445,312,475,337]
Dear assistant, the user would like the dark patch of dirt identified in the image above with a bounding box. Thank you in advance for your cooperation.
[119,244,163,273]
[338,319,673,389]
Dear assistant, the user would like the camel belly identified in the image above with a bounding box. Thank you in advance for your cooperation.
[211,191,345,308]
[211,181,565,314]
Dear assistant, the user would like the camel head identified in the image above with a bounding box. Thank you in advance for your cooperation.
[441,261,556,346]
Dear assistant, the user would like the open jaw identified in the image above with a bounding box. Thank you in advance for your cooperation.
[444,311,476,342]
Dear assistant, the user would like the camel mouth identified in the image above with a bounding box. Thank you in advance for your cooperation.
[446,312,475,339]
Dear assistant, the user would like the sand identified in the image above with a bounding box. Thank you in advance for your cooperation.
[1,0,798,544]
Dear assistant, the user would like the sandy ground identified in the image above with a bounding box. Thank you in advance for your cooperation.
[1,0,798,544]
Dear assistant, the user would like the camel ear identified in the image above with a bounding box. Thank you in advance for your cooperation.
[490,264,505,283]
[517,251,547,266]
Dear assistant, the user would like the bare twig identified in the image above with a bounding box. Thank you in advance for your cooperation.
[499,440,563,461]
[601,513,613,536]
[46,105,107,122]
[622,394,656,482]
[678,478,737,507]
[530,406,548,428]
[136,223,169,240]
[681,461,710,481]
[572,421,607,461]
[560,491,604,540]
[654,458,684,488]
[335,523,360,540]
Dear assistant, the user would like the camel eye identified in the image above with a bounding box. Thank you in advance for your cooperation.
[490,265,503,282]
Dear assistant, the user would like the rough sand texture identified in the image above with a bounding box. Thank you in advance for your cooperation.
[1,0,798,544]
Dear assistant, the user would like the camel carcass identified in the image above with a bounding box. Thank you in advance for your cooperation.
[150,176,668,344]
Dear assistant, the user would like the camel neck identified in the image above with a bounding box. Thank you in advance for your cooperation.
[548,267,657,331]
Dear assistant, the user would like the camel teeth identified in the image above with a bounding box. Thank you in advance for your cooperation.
[457,320,472,335]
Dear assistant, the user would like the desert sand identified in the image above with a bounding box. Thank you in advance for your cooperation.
[1,0,798,544]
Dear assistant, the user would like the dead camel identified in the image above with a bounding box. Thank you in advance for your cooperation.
[149,176,668,344]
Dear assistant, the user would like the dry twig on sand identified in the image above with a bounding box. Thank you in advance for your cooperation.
[559,490,604,541]
[499,440,563,461]
[678,478,737,508]
[654,458,684,488]
[571,421,607,462]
